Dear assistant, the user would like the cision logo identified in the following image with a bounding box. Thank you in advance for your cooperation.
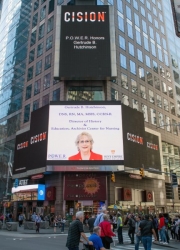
[48,154,66,160]
[64,11,106,22]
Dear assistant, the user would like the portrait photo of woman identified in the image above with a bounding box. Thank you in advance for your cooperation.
[68,132,103,160]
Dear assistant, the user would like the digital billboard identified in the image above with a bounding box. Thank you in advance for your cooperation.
[55,5,116,80]
[47,101,124,165]
[171,0,180,37]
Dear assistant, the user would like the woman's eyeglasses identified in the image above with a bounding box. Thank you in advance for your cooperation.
[79,140,90,144]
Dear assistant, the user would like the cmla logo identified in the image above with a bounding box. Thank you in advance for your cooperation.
[64,11,106,22]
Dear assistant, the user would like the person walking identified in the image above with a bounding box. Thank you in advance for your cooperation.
[94,207,108,227]
[88,214,96,234]
[53,215,58,233]
[158,213,168,244]
[35,214,41,233]
[127,214,136,244]
[66,211,93,250]
[18,213,23,227]
[61,216,66,233]
[135,216,141,250]
[153,215,159,241]
[88,226,106,250]
[117,213,123,244]
[139,214,157,250]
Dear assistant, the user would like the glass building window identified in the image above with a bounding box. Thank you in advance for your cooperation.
[120,54,127,69]
[126,6,132,20]
[34,0,39,11]
[162,81,167,94]
[132,99,139,110]
[26,85,32,100]
[148,13,152,23]
[34,79,41,95]
[156,32,161,45]
[47,16,54,33]
[166,70,171,82]
[154,19,159,29]
[144,36,149,51]
[158,2,162,10]
[68,86,104,101]
[40,5,46,20]
[158,112,164,128]
[46,35,53,50]
[159,13,163,22]
[170,103,175,115]
[30,30,36,46]
[97,0,104,5]
[128,42,134,56]
[127,23,133,38]
[48,0,54,14]
[134,13,139,27]
[172,119,178,135]
[122,94,129,106]
[33,99,40,111]
[151,42,156,57]
[52,88,60,101]
[131,79,138,94]
[36,60,42,75]
[136,29,141,45]
[141,7,145,17]
[117,0,123,13]
[45,53,52,70]
[161,25,165,34]
[108,0,114,5]
[118,16,124,32]
[146,1,151,10]
[164,98,169,111]
[149,27,154,39]
[37,42,43,57]
[24,104,31,123]
[121,73,128,89]
[142,104,148,122]
[111,88,118,101]
[145,55,151,68]
[44,73,51,89]
[140,85,146,99]
[138,66,144,80]
[27,66,33,81]
[147,72,153,86]
[157,94,162,108]
[154,76,160,90]
[173,70,180,84]
[29,49,35,63]
[153,60,158,73]
[130,60,136,75]
[153,7,157,16]
[119,35,125,50]
[32,13,38,28]
[133,0,138,10]
[39,23,45,40]
[41,0,46,4]
[42,94,49,106]
[165,116,171,132]
[149,90,155,104]
[150,108,157,125]
[160,66,165,78]
[137,49,143,62]
[142,20,147,33]
[164,54,169,67]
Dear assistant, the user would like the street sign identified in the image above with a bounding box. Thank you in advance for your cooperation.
[129,174,142,180]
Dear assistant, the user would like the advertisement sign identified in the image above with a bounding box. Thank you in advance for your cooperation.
[47,101,124,165]
[64,173,106,200]
[171,0,180,37]
[37,184,45,200]
[12,184,45,201]
[58,5,114,80]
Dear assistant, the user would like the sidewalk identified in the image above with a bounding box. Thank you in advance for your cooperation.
[153,240,180,249]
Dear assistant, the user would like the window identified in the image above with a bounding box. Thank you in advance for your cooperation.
[142,104,148,122]
[127,23,133,38]
[42,94,49,106]
[118,16,124,32]
[140,85,146,99]
[144,36,149,51]
[97,0,104,5]
[146,1,151,10]
[39,23,45,40]
[156,32,161,45]
[160,66,165,78]
[150,108,157,125]
[130,60,136,75]
[111,88,118,101]
[40,6,46,21]
[149,90,155,104]
[37,42,43,57]
[32,13,38,28]
[164,54,169,67]
[154,19,159,29]
[44,73,51,89]
[131,79,138,94]
[132,99,139,110]
[120,54,127,69]
[33,99,40,111]
[141,7,145,17]
[52,88,60,101]
[172,119,178,135]
[158,2,162,10]
[164,98,169,111]
[170,103,175,115]
[154,77,160,90]
[147,72,153,86]
[165,183,173,199]
[153,7,157,16]
[29,49,35,63]
[153,61,158,73]
[45,53,52,70]
[149,27,154,39]
[36,60,42,75]
[24,104,30,123]
[157,95,162,108]
[41,0,46,4]
[34,0,39,11]
[26,85,32,100]
[117,0,123,13]
[166,70,171,82]
[136,50,143,63]
[119,35,125,50]
[148,13,152,23]
[138,66,144,80]
[34,79,41,95]
[134,13,139,27]
[46,35,53,50]
[122,94,129,106]
[27,66,33,81]
[165,116,171,132]
[162,81,167,94]
[159,13,163,22]
[128,42,134,56]
[121,73,128,89]
[142,20,147,33]
[133,0,138,10]
[126,6,132,20]
[68,86,104,101]
[48,0,54,14]
[161,25,165,34]
[158,112,164,128]
[136,29,141,45]
[145,55,151,68]
[47,16,54,33]
[176,86,180,96]
[173,70,180,84]
[151,41,156,57]
[30,30,36,46]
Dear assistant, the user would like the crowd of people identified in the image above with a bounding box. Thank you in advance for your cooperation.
[66,208,180,250]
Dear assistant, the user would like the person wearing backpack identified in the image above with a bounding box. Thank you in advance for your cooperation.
[127,214,135,244]
[153,215,159,241]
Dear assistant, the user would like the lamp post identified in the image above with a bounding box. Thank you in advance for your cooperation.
[2,147,12,229]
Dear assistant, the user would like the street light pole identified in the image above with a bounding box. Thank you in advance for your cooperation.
[2,147,12,229]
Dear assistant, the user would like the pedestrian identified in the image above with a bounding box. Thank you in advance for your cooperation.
[66,211,93,250]
[99,214,116,250]
[152,215,159,241]
[116,212,123,244]
[61,216,66,233]
[158,213,168,244]
[18,212,23,227]
[127,214,136,244]
[170,219,176,240]
[135,216,141,250]
[35,213,41,233]
[88,214,96,234]
[88,226,106,250]
[53,215,58,233]
[139,214,157,250]
[94,207,108,227]
[175,215,180,241]
[31,212,36,222]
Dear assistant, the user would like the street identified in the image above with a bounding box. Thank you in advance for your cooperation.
[0,232,170,250]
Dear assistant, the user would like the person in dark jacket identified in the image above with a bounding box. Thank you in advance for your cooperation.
[88,214,96,234]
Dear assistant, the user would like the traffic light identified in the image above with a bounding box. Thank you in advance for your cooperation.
[139,168,145,177]
[111,173,115,182]
[14,179,19,188]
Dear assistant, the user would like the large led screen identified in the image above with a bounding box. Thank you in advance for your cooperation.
[47,102,124,165]
[171,0,180,37]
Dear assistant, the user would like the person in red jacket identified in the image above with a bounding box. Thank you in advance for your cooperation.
[158,213,168,244]
[68,132,103,160]
[99,214,116,249]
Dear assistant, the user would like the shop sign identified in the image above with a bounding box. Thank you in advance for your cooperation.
[129,174,142,180]
[31,174,44,180]
[19,179,28,186]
